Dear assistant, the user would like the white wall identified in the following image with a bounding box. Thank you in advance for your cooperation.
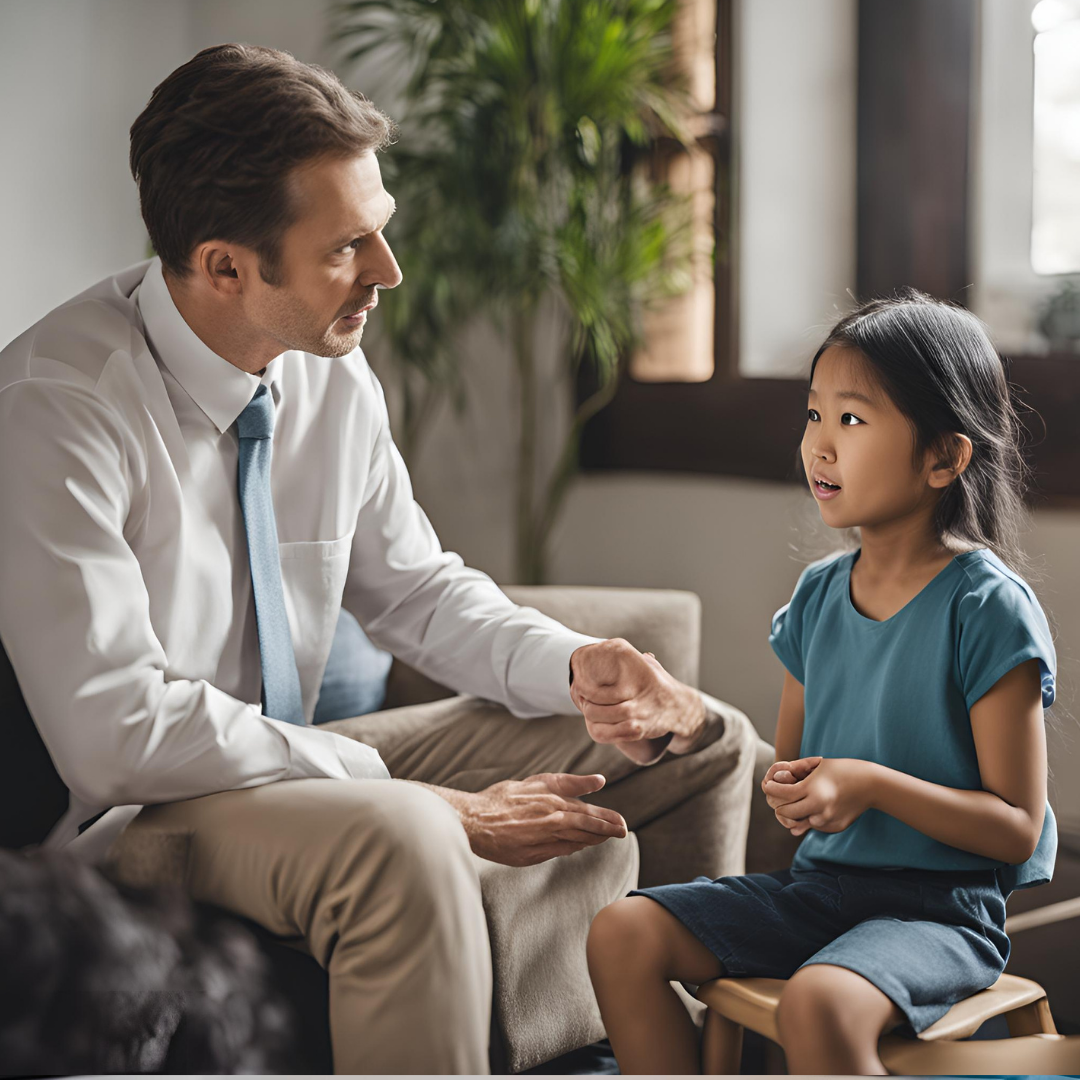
[736,0,859,377]
[186,0,332,67]
[0,0,193,348]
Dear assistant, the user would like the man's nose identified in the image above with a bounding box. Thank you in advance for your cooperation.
[360,231,402,291]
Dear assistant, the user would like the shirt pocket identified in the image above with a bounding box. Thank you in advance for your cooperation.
[278,531,355,718]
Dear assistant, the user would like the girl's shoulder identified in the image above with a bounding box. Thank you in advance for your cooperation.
[952,549,1044,616]
[771,550,851,637]
[791,549,854,600]
[770,551,853,683]
[951,549,1056,709]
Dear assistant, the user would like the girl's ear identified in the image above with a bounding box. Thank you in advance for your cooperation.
[927,433,973,489]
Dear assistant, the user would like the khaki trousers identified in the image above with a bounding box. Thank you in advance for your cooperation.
[107,693,755,1074]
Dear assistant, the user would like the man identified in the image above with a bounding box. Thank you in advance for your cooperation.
[0,45,755,1073]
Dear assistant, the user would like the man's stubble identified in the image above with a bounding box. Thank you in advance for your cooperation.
[254,285,366,359]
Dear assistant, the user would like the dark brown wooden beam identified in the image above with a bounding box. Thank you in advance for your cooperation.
[856,0,976,302]
[580,356,1080,506]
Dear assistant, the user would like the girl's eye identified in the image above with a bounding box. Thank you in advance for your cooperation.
[841,412,864,426]
[807,408,820,422]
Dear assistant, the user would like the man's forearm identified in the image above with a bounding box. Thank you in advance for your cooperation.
[867,762,1042,865]
[408,780,467,815]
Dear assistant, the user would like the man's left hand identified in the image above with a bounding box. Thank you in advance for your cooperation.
[569,639,707,763]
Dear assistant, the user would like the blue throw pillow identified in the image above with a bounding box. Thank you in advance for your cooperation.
[313,608,393,723]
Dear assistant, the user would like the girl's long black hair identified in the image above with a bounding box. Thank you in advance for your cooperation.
[810,291,1031,573]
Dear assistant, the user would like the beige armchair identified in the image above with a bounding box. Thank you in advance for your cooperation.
[112,585,778,1073]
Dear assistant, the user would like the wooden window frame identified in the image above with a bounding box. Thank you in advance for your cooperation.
[581,0,1080,506]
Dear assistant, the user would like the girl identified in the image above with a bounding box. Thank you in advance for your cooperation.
[586,293,1056,1075]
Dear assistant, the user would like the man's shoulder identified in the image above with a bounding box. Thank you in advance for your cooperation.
[0,260,153,397]
[0,262,158,454]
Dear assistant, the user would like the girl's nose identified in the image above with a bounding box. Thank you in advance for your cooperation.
[810,440,836,464]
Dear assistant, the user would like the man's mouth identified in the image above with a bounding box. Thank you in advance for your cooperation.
[338,297,378,325]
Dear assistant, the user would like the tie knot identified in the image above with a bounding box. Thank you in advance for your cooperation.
[237,385,274,440]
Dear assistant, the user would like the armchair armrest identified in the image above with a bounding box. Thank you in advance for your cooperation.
[382,585,702,710]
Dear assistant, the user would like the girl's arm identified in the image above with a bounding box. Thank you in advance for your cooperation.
[768,660,1047,864]
[773,670,806,763]
[869,658,1047,864]
[763,671,819,794]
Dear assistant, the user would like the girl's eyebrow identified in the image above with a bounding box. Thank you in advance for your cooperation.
[837,389,878,406]
[808,387,878,407]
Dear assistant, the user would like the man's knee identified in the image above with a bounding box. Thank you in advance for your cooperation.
[332,782,475,909]
[302,782,485,970]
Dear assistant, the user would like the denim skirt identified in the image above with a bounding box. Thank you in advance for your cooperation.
[631,860,1010,1035]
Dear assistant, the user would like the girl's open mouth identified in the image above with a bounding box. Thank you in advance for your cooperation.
[813,478,842,500]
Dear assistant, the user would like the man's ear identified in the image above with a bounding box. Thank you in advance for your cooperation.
[190,243,245,297]
[927,433,973,489]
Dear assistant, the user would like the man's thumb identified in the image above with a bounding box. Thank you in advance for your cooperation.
[551,772,606,797]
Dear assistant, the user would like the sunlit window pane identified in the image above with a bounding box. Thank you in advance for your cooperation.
[1031,2,1080,275]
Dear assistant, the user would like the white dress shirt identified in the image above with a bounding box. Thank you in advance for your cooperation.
[0,258,595,853]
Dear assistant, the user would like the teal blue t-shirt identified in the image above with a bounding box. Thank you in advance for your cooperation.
[769,548,1057,892]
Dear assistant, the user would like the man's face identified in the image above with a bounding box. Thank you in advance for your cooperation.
[244,152,402,358]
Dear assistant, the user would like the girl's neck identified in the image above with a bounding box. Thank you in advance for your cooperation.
[856,510,955,579]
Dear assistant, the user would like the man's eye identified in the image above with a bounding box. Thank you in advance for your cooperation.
[339,238,363,254]
[807,408,820,422]
[841,412,864,426]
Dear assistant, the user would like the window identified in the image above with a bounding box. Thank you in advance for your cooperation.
[1031,0,1080,275]
[628,0,725,383]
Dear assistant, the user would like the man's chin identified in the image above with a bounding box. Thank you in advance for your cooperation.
[312,325,364,358]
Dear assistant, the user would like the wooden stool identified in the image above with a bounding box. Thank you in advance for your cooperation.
[695,972,1080,1074]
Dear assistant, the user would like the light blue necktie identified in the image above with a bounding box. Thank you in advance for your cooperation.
[237,385,305,725]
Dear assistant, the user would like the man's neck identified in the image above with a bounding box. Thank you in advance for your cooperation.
[162,271,279,375]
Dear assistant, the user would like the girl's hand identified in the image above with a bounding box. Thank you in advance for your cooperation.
[761,756,821,789]
[761,756,821,834]
[762,757,874,837]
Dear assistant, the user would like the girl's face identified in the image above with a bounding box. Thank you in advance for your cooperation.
[801,346,938,531]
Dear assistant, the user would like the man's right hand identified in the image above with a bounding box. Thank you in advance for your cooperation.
[433,772,628,867]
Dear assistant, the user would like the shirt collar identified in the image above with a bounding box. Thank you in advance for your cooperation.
[137,257,282,434]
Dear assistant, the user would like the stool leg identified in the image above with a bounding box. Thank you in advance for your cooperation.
[1005,997,1058,1037]
[702,1008,744,1074]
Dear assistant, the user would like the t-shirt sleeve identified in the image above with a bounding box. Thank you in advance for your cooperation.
[769,560,832,684]
[958,576,1057,711]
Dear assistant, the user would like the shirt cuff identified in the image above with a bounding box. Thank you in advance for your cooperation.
[266,715,391,781]
[507,628,602,718]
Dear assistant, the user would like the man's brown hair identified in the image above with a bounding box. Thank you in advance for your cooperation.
[130,44,395,284]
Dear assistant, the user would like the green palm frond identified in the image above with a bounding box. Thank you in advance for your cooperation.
[331,0,694,580]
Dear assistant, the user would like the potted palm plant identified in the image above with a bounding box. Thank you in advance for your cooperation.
[333,0,692,583]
